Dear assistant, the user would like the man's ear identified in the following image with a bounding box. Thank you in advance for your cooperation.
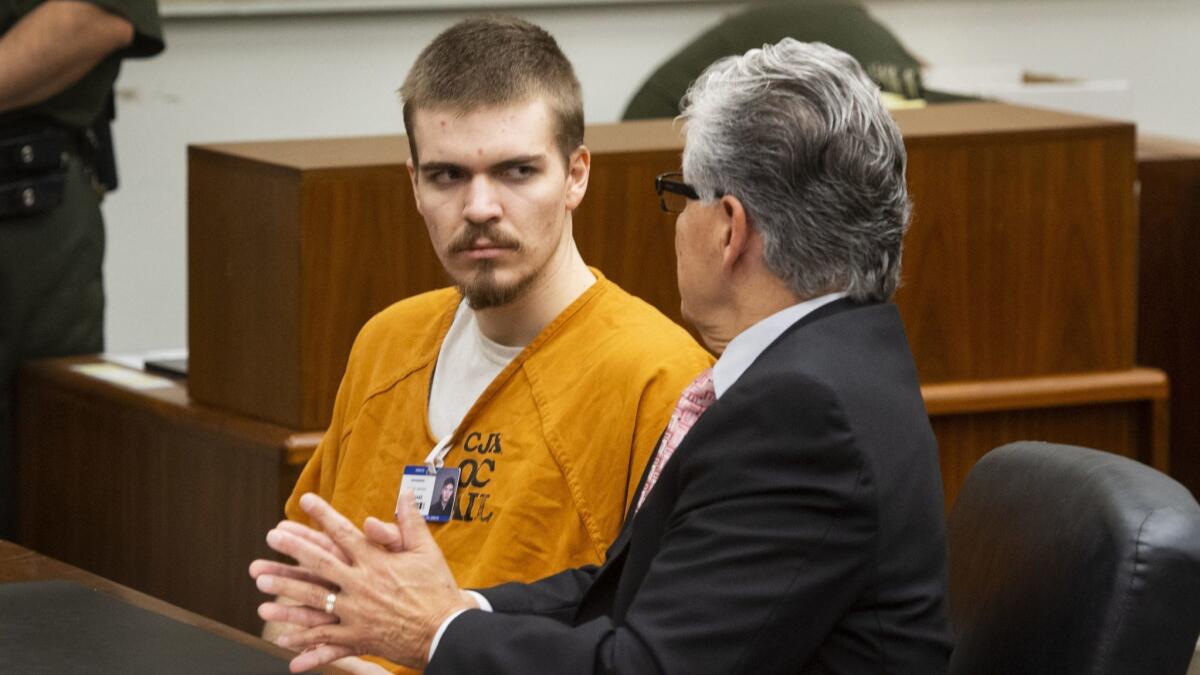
[407,159,424,215]
[718,194,752,272]
[564,146,591,211]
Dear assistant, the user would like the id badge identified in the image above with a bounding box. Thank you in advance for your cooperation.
[399,465,461,523]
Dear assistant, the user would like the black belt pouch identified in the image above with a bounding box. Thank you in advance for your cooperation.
[0,127,71,218]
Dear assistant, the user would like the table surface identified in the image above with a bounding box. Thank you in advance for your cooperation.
[0,539,346,673]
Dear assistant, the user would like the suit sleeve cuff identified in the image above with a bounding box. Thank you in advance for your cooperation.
[428,593,493,662]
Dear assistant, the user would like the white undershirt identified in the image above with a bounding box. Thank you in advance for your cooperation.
[428,301,525,441]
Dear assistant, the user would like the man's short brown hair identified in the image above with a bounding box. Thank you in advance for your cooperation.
[400,16,585,167]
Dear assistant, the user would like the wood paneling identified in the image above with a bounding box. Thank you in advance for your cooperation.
[188,153,303,427]
[296,167,444,425]
[1137,135,1200,496]
[188,148,446,430]
[573,148,684,323]
[899,130,1136,381]
[922,368,1167,418]
[925,368,1169,507]
[14,358,317,634]
[579,108,1139,383]
[932,400,1163,511]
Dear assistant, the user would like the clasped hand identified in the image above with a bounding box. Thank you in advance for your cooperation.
[248,492,475,672]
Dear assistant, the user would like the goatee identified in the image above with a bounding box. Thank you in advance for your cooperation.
[459,262,537,310]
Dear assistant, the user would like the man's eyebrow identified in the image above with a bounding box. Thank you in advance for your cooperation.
[418,155,546,175]
[418,161,465,174]
[492,154,546,171]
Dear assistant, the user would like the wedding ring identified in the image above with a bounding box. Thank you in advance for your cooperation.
[324,592,337,615]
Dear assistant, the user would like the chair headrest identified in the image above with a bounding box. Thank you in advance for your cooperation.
[948,441,1200,674]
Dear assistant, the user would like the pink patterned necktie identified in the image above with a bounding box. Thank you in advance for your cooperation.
[636,368,716,512]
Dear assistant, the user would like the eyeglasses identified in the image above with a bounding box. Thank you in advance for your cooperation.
[655,171,722,213]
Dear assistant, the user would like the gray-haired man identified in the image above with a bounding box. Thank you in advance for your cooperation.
[252,39,951,675]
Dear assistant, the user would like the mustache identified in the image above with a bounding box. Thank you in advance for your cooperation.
[447,225,522,254]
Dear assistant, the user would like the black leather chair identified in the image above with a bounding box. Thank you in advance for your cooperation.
[948,441,1200,675]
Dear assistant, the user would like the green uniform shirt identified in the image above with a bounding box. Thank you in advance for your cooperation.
[0,0,164,129]
[623,0,925,120]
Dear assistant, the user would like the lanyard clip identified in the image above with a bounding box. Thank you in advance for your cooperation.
[424,434,454,471]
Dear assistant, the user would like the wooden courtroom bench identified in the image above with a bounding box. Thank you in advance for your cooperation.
[186,101,1166,504]
[15,358,317,634]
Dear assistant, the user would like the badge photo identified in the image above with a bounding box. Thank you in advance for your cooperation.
[426,467,461,522]
[398,465,461,523]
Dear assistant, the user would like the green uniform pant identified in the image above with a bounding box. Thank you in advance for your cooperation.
[0,156,105,539]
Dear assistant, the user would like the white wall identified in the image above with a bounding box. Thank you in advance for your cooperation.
[102,0,1200,353]
[872,0,1200,139]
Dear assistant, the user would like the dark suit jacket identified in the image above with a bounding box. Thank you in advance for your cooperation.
[429,300,951,674]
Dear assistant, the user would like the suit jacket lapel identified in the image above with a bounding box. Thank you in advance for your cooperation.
[609,300,860,555]
[573,300,867,626]
[624,429,664,525]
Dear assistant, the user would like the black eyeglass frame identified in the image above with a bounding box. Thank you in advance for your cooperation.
[654,172,724,213]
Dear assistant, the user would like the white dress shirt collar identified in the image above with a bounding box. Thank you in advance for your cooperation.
[711,292,847,399]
